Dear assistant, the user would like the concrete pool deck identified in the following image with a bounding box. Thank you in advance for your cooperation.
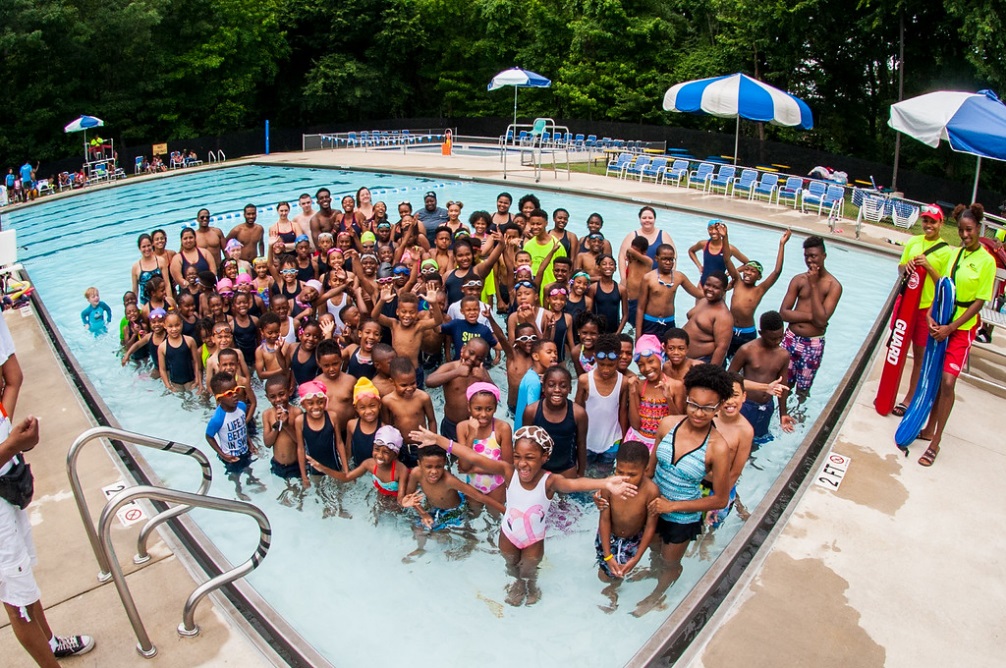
[1,147,1004,667]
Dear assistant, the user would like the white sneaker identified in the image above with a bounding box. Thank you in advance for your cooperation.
[53,634,95,658]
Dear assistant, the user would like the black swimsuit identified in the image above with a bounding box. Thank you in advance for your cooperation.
[290,344,321,385]
[231,317,258,366]
[535,399,578,473]
[592,282,621,333]
[350,419,382,467]
[164,337,195,385]
[304,412,340,474]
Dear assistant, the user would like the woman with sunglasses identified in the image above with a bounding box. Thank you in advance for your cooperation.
[636,363,733,616]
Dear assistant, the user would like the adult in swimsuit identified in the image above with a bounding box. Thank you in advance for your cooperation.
[131,233,169,305]
[171,227,216,293]
[269,201,299,253]
[638,364,733,616]
[617,206,676,277]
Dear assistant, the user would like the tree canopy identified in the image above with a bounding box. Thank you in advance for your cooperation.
[0,0,999,194]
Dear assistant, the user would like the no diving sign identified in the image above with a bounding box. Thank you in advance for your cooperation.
[100,481,149,527]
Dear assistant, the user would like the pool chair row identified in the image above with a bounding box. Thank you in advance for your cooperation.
[505,132,644,152]
[341,130,443,147]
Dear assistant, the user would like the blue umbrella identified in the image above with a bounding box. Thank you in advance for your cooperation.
[63,115,105,134]
[889,89,1006,202]
[663,73,813,164]
[488,67,551,131]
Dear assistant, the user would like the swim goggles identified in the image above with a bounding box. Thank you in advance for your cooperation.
[300,390,327,401]
[514,334,537,342]
[514,280,536,290]
[513,426,554,458]
[462,279,484,288]
[571,271,591,282]
[281,268,298,276]
[594,351,619,360]
[393,266,411,276]
[219,290,234,298]
[742,260,764,274]
[214,385,246,400]
[548,287,568,296]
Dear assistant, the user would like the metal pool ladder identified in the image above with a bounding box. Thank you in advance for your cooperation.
[67,427,272,658]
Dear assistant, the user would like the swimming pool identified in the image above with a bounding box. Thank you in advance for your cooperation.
[7,164,897,667]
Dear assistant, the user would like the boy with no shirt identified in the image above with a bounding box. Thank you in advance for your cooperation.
[682,271,733,366]
[425,338,493,442]
[195,208,226,264]
[226,204,265,262]
[309,188,338,246]
[725,229,790,358]
[636,244,702,341]
[779,236,842,403]
[292,193,316,245]
[729,310,795,445]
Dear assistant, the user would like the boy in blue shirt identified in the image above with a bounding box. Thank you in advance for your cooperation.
[80,287,112,336]
[441,295,501,364]
[206,372,263,499]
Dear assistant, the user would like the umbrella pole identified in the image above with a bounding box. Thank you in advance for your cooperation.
[513,87,518,132]
[733,117,740,165]
[972,156,982,204]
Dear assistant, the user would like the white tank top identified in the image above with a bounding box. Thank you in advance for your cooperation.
[327,293,347,333]
[585,369,623,453]
[501,472,550,549]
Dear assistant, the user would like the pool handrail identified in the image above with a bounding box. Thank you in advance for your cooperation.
[97,485,271,658]
[67,426,214,581]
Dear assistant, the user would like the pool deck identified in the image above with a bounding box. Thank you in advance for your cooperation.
[2,147,1004,667]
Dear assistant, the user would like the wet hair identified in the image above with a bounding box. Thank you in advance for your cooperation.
[728,371,746,391]
[594,333,620,356]
[497,192,513,204]
[468,210,492,227]
[683,363,733,401]
[518,194,541,210]
[952,202,984,225]
[209,371,235,394]
[705,271,728,288]
[543,364,572,385]
[760,310,784,331]
[638,205,656,218]
[389,356,416,377]
[663,327,690,346]
[417,445,446,462]
[575,310,606,334]
[265,375,288,391]
[630,236,649,253]
[259,312,282,330]
[803,235,825,252]
[528,208,549,221]
[198,271,217,290]
[315,338,341,359]
[137,233,153,248]
[616,441,650,467]
[218,347,239,363]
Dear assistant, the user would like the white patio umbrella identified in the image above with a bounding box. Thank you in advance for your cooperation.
[64,115,106,162]
[488,68,551,130]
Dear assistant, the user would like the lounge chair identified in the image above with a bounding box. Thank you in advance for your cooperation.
[573,134,585,150]
[623,155,652,180]
[732,169,758,199]
[605,152,633,178]
[585,135,598,148]
[639,157,668,183]
[800,181,829,213]
[688,162,715,190]
[891,200,919,229]
[707,165,737,195]
[855,193,888,238]
[751,173,780,203]
[661,159,690,187]
[777,176,804,208]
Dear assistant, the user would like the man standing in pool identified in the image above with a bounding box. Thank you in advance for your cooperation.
[779,236,842,407]
[292,193,316,246]
[309,188,337,246]
[682,271,733,366]
[635,244,702,341]
[416,191,448,247]
[226,204,265,262]
[195,208,226,264]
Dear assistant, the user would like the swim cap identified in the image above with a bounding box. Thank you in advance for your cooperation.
[304,279,324,293]
[377,221,392,229]
[253,256,268,266]
[298,380,327,401]
[235,274,253,285]
[743,260,764,275]
[514,425,554,458]
[377,263,393,280]
[225,239,243,252]
[360,231,376,244]
[149,308,167,320]
[465,382,500,404]
[318,232,334,241]
[360,253,378,263]
[327,247,344,255]
[374,425,403,453]
[571,271,591,282]
[707,219,722,228]
[634,334,663,360]
[421,259,439,272]
[295,234,310,244]
[353,377,380,404]
[216,278,234,291]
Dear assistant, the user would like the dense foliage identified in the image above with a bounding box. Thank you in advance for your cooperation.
[0,0,1000,188]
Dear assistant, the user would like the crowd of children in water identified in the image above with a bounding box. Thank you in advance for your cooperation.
[89,184,859,612]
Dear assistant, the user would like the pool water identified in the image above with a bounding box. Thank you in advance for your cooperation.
[7,165,897,667]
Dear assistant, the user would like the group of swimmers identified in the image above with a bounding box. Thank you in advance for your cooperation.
[102,184,852,612]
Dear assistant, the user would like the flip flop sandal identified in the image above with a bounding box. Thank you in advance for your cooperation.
[918,445,939,467]
[892,403,908,417]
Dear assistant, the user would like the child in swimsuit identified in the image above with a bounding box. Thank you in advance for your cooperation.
[346,377,382,467]
[571,311,604,376]
[309,425,410,509]
[626,335,684,450]
[455,382,513,515]
[401,445,506,562]
[409,424,636,607]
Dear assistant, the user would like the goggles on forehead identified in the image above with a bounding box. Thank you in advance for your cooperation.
[514,280,536,290]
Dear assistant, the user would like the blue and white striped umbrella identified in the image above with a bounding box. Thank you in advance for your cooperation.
[488,67,551,131]
[889,89,1006,201]
[63,115,105,134]
[663,73,813,163]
